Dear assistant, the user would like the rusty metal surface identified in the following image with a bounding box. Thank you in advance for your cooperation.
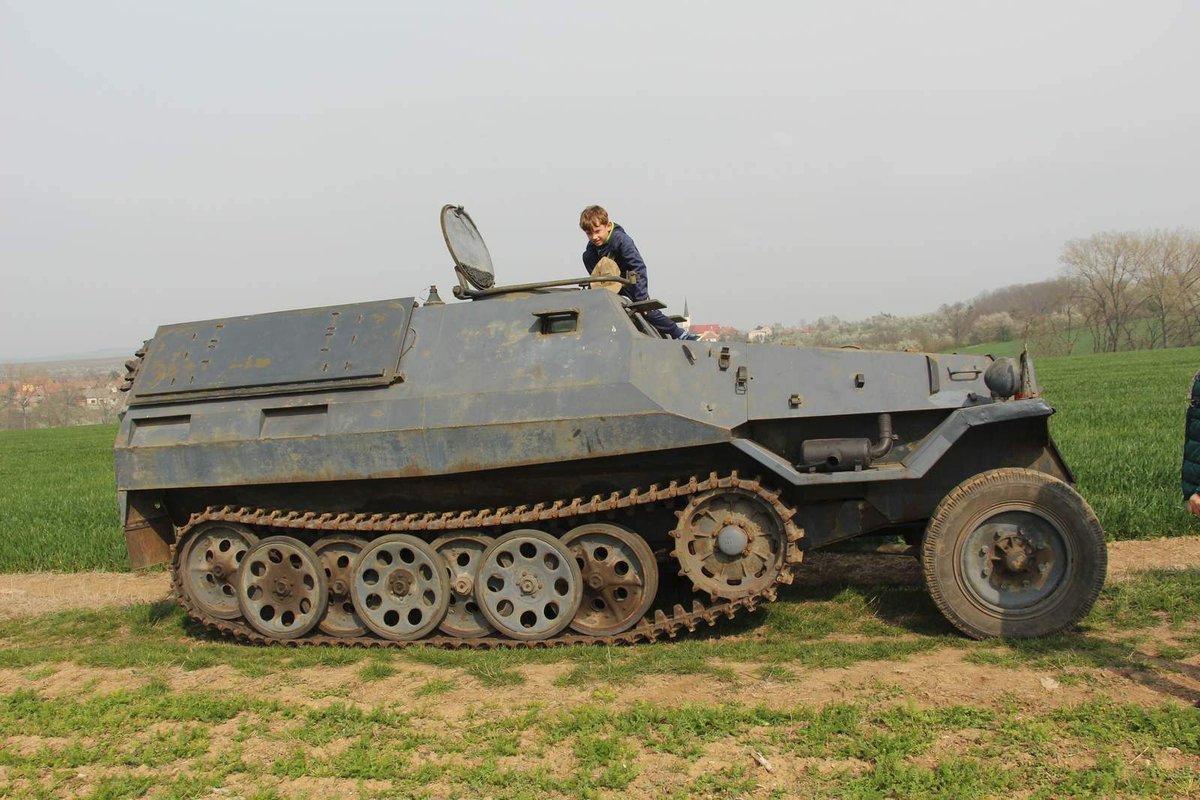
[122,492,174,569]
[171,472,805,648]
[124,527,173,570]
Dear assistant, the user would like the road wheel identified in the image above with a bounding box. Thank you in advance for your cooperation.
[922,468,1106,639]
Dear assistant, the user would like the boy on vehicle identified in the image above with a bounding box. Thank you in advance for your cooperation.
[580,205,697,340]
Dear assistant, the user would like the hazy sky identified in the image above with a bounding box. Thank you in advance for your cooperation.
[3,1,1198,360]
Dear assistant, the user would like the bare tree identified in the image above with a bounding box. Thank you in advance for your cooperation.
[937,302,975,347]
[1061,232,1146,352]
[1134,230,1184,348]
[39,386,80,428]
[1170,234,1200,346]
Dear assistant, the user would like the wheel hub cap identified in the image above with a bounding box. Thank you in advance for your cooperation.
[964,520,1067,610]
[717,525,749,556]
[517,572,540,595]
[388,570,414,598]
[271,577,293,599]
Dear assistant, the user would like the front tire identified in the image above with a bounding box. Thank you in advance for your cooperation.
[922,468,1106,639]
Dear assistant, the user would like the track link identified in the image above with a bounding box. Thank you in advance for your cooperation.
[172,471,804,648]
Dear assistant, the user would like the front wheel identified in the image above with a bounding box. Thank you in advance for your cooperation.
[922,468,1107,639]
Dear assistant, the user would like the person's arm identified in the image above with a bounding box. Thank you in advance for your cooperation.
[1184,375,1200,516]
[611,232,655,302]
[613,232,648,277]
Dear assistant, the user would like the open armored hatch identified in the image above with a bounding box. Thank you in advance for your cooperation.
[440,204,632,300]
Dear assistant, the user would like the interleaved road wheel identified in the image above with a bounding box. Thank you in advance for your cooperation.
[922,468,1107,640]
[177,522,258,620]
[475,529,582,641]
[237,536,327,640]
[351,534,450,641]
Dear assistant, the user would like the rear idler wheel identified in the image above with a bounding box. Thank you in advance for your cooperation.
[313,535,369,637]
[237,536,328,639]
[475,530,582,641]
[562,522,658,636]
[431,533,496,639]
[177,521,259,620]
[351,534,450,641]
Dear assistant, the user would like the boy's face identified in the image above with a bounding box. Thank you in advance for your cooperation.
[585,221,611,247]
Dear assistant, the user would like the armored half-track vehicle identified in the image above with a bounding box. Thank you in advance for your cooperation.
[114,205,1106,647]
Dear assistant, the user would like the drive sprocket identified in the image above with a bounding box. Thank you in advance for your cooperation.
[670,486,802,601]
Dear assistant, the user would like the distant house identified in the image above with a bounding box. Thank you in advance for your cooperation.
[83,386,120,408]
[747,326,773,343]
[688,324,739,343]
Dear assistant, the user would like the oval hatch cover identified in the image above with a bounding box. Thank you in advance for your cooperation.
[440,205,495,289]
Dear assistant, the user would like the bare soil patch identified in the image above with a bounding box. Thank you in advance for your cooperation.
[0,570,171,620]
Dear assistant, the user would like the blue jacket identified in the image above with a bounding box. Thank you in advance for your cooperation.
[582,223,651,302]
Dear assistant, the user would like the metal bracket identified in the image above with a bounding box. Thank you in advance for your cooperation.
[735,365,749,394]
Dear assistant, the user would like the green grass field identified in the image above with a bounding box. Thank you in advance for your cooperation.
[0,346,1197,572]
[1039,347,1200,540]
[0,425,126,572]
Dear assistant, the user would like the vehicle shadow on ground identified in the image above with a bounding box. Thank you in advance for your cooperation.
[766,554,1200,706]
[1003,636,1200,706]
[145,599,178,625]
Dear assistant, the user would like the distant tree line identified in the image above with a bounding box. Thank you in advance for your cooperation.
[754,228,1200,355]
[1060,229,1200,352]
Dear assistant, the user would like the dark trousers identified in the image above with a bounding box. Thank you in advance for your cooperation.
[621,269,683,339]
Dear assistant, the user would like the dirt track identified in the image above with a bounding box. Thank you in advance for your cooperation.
[1,536,1197,621]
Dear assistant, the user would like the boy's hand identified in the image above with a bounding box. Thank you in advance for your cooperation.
[1189,493,1200,517]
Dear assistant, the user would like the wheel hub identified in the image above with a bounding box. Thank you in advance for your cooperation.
[962,519,1067,611]
[517,572,541,595]
[717,524,750,556]
[979,528,1054,592]
[271,577,293,600]
[388,569,414,598]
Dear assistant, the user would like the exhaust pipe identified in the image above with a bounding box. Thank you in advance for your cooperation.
[800,413,896,472]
